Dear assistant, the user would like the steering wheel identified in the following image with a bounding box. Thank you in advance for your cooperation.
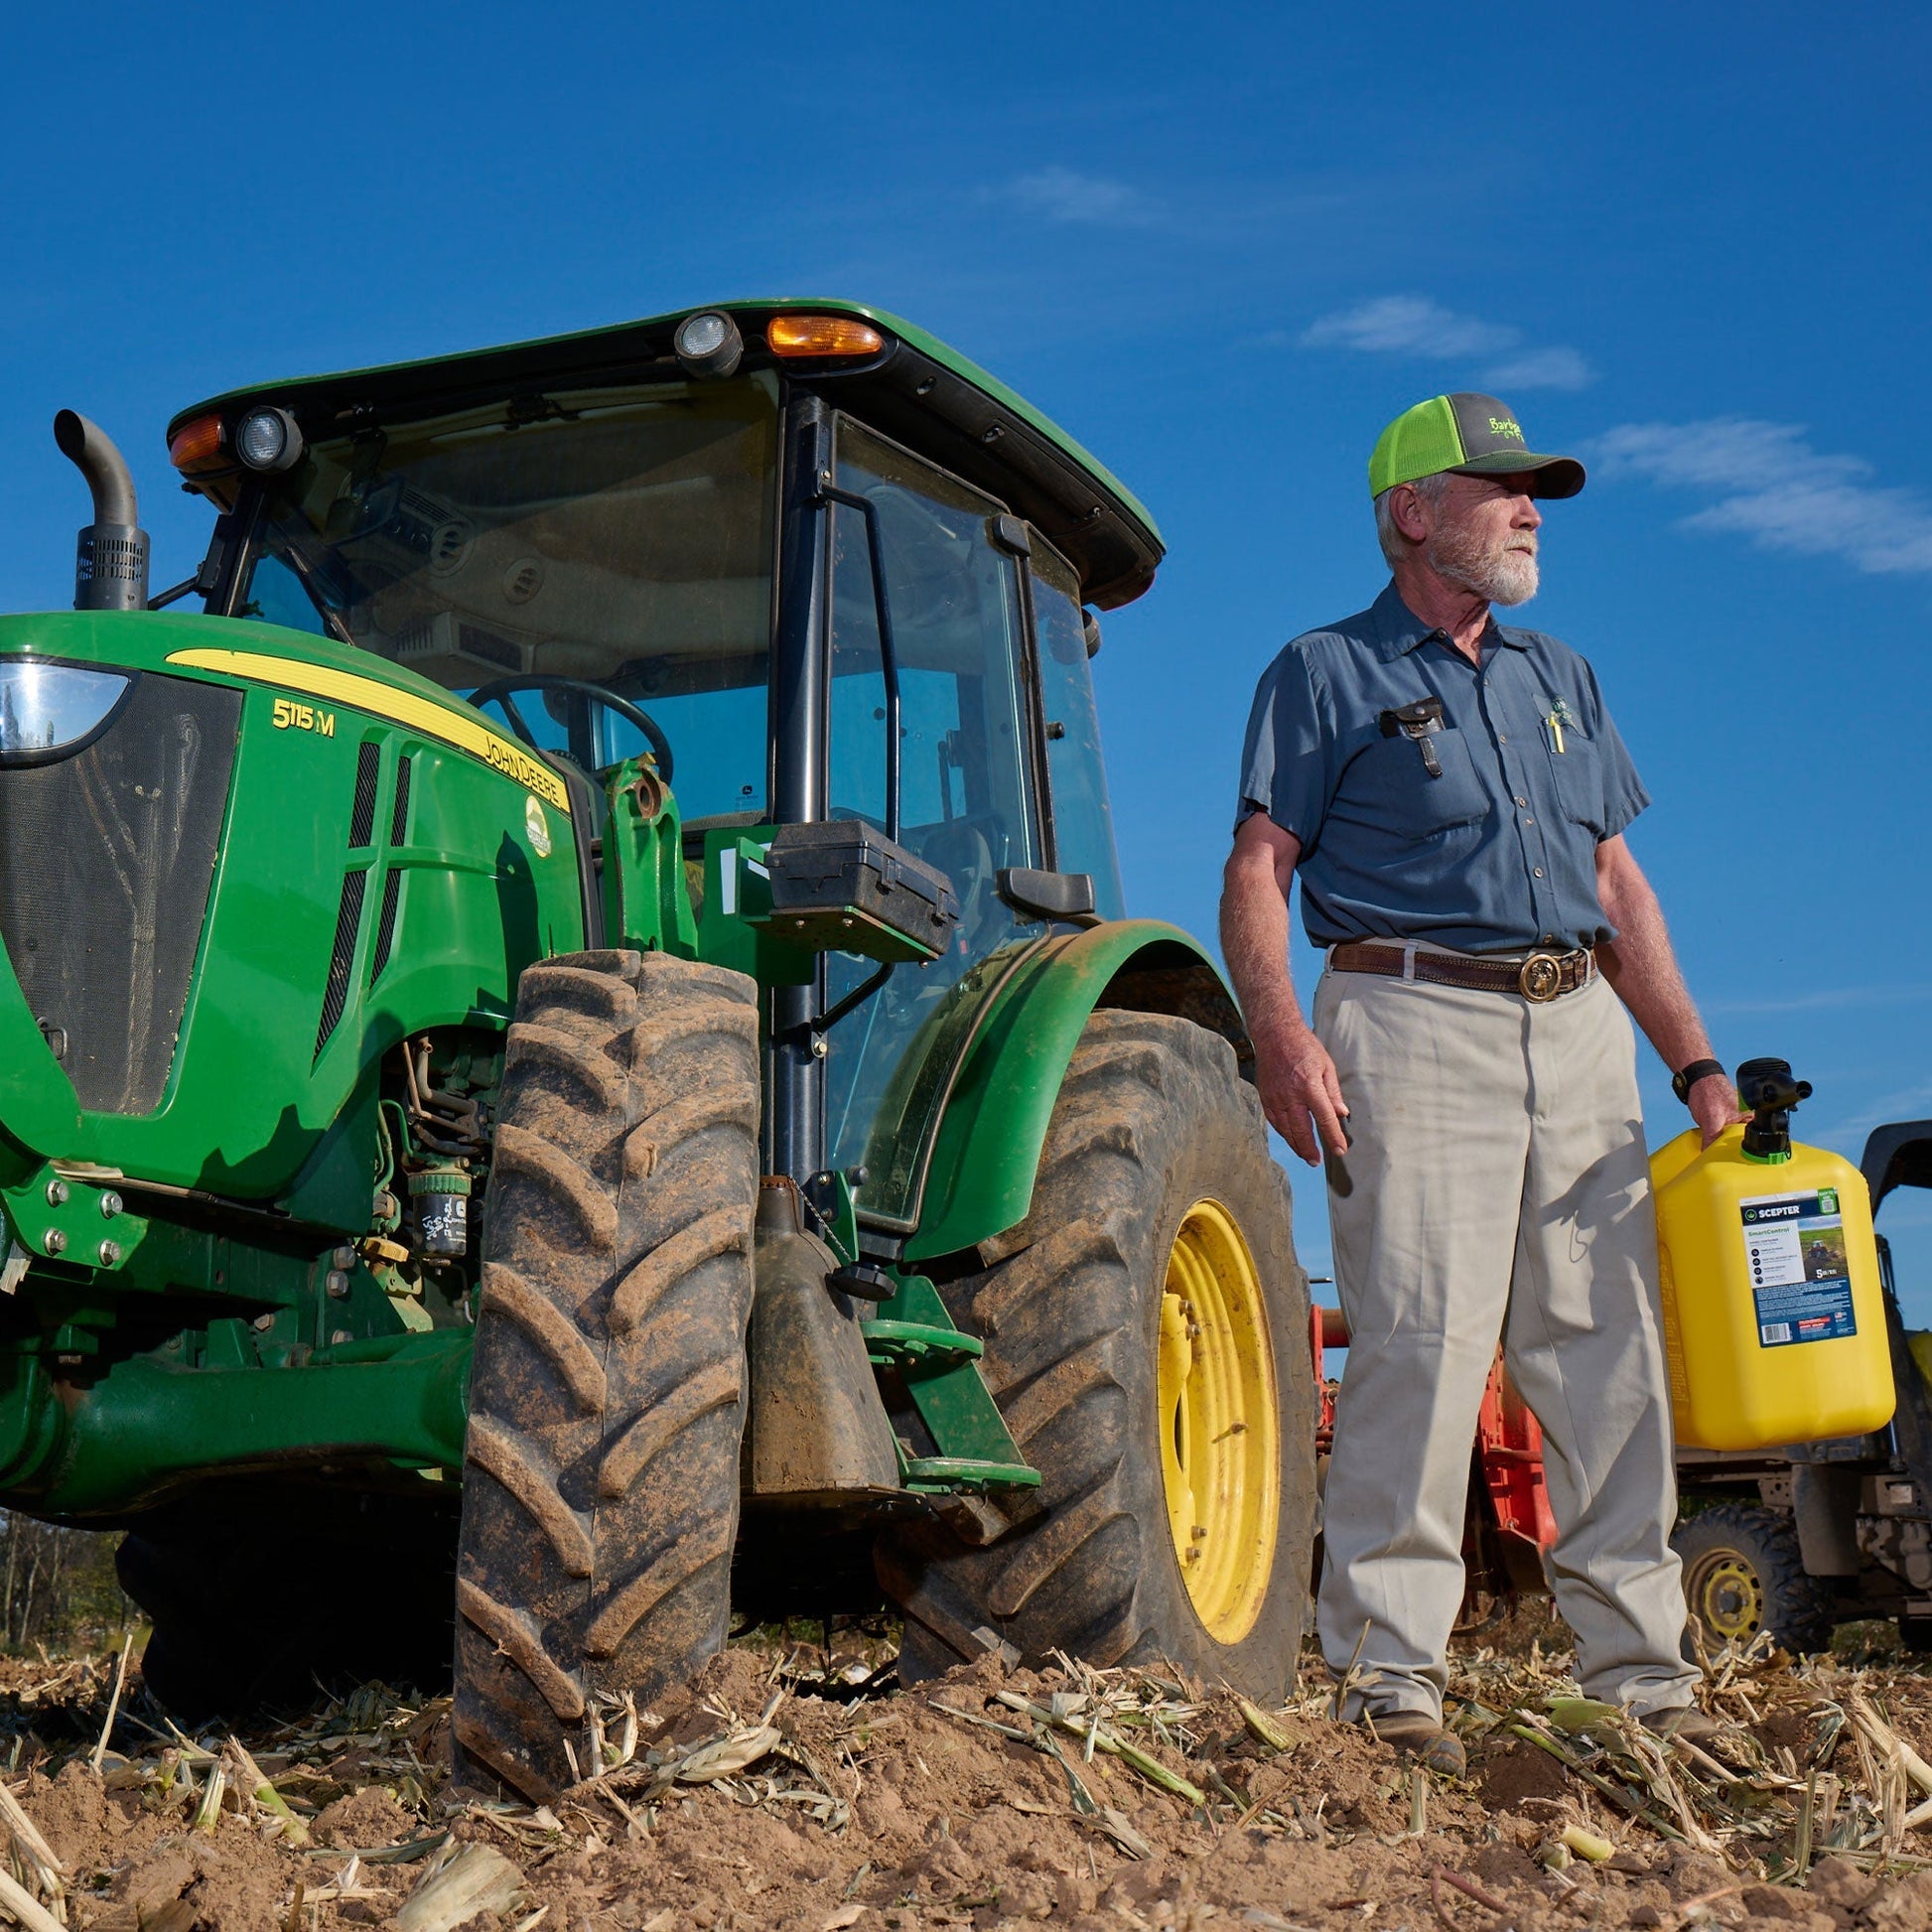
[468,674,674,784]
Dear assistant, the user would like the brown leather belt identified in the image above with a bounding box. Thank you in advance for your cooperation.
[1330,941,1596,1004]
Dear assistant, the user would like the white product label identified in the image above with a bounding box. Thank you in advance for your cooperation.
[1740,1186,1856,1349]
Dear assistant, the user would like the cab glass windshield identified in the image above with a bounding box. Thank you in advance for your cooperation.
[238,378,778,822]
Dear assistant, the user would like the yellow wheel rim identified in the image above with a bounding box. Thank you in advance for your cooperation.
[1687,1549,1764,1642]
[1158,1199,1280,1643]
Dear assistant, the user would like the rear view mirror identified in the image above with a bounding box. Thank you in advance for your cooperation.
[997,867,1099,927]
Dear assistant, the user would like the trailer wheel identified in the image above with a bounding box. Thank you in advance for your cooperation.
[1673,1502,1836,1657]
[878,1010,1316,1700]
[453,949,759,1802]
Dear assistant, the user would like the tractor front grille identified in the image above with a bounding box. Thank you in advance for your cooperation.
[0,670,241,1114]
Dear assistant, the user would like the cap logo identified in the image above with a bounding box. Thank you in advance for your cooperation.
[1488,416,1523,442]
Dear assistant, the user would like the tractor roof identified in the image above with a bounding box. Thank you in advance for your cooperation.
[172,299,1165,610]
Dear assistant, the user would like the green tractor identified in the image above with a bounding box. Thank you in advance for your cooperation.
[0,302,1314,1798]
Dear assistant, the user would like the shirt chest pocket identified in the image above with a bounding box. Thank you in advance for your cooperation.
[1549,735,1606,836]
[1350,727,1490,841]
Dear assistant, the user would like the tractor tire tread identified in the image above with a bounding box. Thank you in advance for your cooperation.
[876,1008,1314,1701]
[454,947,759,1802]
[477,1263,608,1412]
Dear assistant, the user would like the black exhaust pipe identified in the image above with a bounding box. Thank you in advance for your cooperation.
[54,410,149,612]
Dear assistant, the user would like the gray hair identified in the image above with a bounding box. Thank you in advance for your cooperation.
[1374,471,1453,567]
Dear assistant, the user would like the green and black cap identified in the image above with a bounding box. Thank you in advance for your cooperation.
[1368,392,1586,500]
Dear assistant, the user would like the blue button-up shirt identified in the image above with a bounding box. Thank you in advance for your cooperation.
[1236,583,1649,954]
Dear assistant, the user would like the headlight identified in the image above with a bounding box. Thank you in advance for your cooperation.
[234,406,305,473]
[0,661,133,763]
[673,311,744,379]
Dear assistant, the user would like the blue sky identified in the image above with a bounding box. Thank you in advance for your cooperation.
[4,6,1930,1309]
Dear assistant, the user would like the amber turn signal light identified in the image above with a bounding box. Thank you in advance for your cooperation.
[168,413,227,476]
[765,315,886,358]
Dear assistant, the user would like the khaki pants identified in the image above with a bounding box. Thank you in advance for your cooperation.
[1313,962,1698,1721]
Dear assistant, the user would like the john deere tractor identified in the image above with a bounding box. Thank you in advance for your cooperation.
[0,303,1314,1797]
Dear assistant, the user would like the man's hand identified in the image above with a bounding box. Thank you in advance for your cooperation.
[1253,1020,1350,1167]
[1689,1072,1746,1149]
[1222,814,1348,1167]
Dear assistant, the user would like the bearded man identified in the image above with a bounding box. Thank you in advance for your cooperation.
[1220,393,1738,1774]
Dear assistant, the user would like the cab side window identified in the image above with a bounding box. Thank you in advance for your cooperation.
[1030,543,1126,919]
[827,420,1038,892]
[821,419,1043,1179]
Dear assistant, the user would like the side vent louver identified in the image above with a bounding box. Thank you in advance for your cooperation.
[370,875,402,985]
[349,742,380,847]
[390,754,411,844]
[370,755,411,987]
[319,747,384,1053]
[316,870,367,1053]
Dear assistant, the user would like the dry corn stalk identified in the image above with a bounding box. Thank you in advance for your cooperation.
[991,1690,1208,1807]
[0,1781,64,1913]
[393,1844,526,1932]
[0,1866,64,1932]
[223,1739,311,1849]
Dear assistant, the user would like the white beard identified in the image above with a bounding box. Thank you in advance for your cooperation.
[1428,523,1540,606]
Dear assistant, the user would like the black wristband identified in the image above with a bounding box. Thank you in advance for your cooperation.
[1672,1058,1726,1105]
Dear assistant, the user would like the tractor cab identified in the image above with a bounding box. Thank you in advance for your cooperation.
[166,302,1151,1213]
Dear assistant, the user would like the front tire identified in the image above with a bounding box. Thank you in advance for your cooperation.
[878,1010,1316,1698]
[453,949,759,1801]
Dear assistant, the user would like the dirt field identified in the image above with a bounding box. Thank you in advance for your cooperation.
[6,1618,1932,1932]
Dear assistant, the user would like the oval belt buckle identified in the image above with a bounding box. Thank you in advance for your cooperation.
[1518,953,1563,1003]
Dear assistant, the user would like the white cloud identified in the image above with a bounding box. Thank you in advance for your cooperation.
[1301,295,1515,359]
[1300,294,1593,391]
[995,167,1157,227]
[1705,983,1932,1017]
[1592,418,1932,577]
[1480,345,1594,393]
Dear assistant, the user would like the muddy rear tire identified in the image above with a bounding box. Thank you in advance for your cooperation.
[878,1010,1316,1699]
[453,948,759,1801]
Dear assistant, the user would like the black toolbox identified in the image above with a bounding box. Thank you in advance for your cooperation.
[758,819,961,963]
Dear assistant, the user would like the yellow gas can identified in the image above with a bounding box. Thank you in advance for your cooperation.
[1650,1059,1893,1450]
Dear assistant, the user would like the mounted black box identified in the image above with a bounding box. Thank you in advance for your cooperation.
[759,820,960,964]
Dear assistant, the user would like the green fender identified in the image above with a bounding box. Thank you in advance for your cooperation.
[902,919,1250,1263]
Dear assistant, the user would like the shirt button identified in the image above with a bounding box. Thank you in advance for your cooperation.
[1524,817,1535,826]
[1534,868,1545,878]
[1498,734,1507,744]
[1514,795,1528,807]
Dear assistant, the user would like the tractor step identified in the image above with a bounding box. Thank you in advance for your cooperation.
[861,1318,984,1369]
[861,1275,1039,1495]
[900,1455,1040,1491]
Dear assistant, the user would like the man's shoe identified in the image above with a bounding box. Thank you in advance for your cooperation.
[1640,1704,1726,1750]
[1367,1709,1467,1776]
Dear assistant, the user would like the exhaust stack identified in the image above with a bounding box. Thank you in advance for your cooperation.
[54,410,149,612]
